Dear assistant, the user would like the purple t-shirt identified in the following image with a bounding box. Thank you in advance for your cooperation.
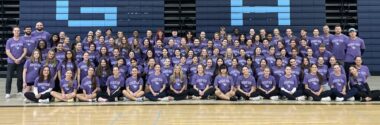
[6,38,25,64]
[309,36,323,52]
[56,51,66,62]
[257,75,277,91]
[60,79,78,93]
[58,61,76,78]
[31,31,51,48]
[106,75,125,94]
[214,75,234,93]
[271,66,285,83]
[303,74,321,92]
[345,37,365,62]
[236,75,256,92]
[349,73,367,87]
[171,77,188,91]
[42,60,60,78]
[78,61,94,81]
[279,75,299,91]
[328,73,346,92]
[34,77,55,93]
[147,73,168,93]
[358,65,370,78]
[80,76,100,95]
[330,34,348,60]
[191,74,211,91]
[125,76,143,92]
[22,35,37,57]
[24,59,42,83]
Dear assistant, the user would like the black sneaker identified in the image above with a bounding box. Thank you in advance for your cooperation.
[230,96,238,101]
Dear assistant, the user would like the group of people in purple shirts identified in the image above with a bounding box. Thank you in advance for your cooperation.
[5,21,380,103]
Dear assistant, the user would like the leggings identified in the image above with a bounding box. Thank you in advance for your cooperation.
[188,88,215,99]
[235,90,260,100]
[168,89,188,101]
[305,89,331,101]
[257,89,279,99]
[24,92,51,103]
[280,90,303,100]
[97,89,122,102]
[145,91,168,101]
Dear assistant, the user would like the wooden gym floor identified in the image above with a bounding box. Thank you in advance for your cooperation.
[0,77,380,124]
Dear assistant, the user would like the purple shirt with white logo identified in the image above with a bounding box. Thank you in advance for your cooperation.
[236,75,256,93]
[106,75,125,94]
[80,76,100,95]
[191,74,211,91]
[214,75,234,93]
[303,74,321,92]
[6,38,25,63]
[125,76,143,93]
[279,75,299,91]
[147,73,168,93]
[328,73,346,92]
[257,75,277,91]
[24,59,42,83]
[60,79,78,93]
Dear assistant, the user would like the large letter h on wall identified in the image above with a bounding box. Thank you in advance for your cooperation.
[231,0,290,26]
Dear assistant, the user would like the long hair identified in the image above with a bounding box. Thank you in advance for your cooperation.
[96,58,111,77]
[170,65,185,85]
[38,66,51,83]
[88,66,97,89]
[44,50,58,67]
[309,64,324,85]
[30,49,42,63]
[63,50,77,72]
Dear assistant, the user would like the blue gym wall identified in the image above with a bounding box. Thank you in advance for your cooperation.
[19,0,165,37]
[358,0,380,73]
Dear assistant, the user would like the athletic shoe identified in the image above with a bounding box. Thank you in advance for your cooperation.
[17,92,23,96]
[5,94,10,99]
[160,97,169,101]
[296,96,306,101]
[92,99,97,102]
[136,97,144,102]
[98,98,107,102]
[67,98,74,102]
[38,99,49,103]
[229,96,238,101]
[270,96,279,101]
[335,97,344,102]
[24,98,32,103]
[321,97,331,102]
[347,97,355,101]
[308,97,313,101]
[249,96,261,101]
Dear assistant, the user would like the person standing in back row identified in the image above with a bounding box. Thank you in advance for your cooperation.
[344,28,365,78]
[5,27,27,99]
[330,25,348,65]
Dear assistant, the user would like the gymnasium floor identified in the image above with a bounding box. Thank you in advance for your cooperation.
[0,77,380,124]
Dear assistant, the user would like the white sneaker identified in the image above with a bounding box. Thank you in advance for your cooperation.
[136,97,144,102]
[114,97,118,102]
[249,96,261,101]
[296,96,306,101]
[24,98,32,103]
[160,97,169,101]
[38,99,49,103]
[336,97,344,102]
[347,97,355,101]
[308,97,313,101]
[321,97,331,102]
[270,96,279,101]
[5,94,10,99]
[17,92,23,96]
[98,98,107,102]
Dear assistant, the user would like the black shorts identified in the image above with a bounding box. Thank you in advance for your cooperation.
[27,82,34,86]
[77,88,84,94]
